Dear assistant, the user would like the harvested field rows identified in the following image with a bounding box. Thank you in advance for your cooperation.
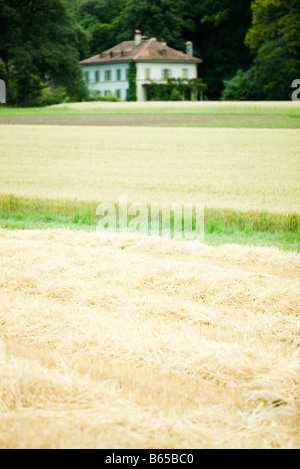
[0,229,299,449]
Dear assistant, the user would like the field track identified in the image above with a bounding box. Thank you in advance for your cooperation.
[0,229,299,449]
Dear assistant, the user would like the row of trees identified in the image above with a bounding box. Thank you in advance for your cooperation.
[0,0,299,106]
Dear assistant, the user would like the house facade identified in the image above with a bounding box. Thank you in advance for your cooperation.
[80,31,202,102]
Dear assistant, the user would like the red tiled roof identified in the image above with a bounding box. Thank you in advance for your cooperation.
[80,38,202,65]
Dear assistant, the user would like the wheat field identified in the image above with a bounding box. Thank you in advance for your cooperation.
[0,125,299,213]
[55,100,298,111]
[0,228,299,449]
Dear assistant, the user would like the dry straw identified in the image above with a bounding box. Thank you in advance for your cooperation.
[0,229,299,448]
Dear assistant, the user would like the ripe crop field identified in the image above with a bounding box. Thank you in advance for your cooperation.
[0,125,299,212]
[0,102,299,448]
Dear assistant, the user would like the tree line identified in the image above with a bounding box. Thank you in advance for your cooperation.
[0,0,299,106]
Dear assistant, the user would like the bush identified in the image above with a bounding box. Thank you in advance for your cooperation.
[146,78,207,101]
[38,86,67,106]
[170,88,183,101]
[6,72,88,107]
[87,92,121,102]
[221,67,264,101]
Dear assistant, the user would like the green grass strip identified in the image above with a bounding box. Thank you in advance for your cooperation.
[0,105,300,117]
[0,194,299,251]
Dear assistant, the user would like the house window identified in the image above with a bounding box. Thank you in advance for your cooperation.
[116,69,121,81]
[84,71,89,83]
[104,70,112,81]
[162,69,171,80]
[104,90,112,97]
[145,68,151,80]
[182,69,188,79]
[126,69,129,80]
[115,89,121,99]
[95,71,100,83]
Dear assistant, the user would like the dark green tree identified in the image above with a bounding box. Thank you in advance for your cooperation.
[115,0,189,51]
[245,0,300,100]
[184,0,253,99]
[75,0,126,55]
[0,0,89,106]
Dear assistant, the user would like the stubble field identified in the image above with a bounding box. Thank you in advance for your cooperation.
[0,229,299,449]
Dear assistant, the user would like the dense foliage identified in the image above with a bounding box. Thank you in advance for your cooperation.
[222,0,300,100]
[0,0,88,106]
[0,0,298,105]
[127,60,137,101]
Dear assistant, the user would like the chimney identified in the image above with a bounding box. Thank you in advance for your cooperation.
[161,38,167,46]
[134,30,142,46]
[186,41,193,56]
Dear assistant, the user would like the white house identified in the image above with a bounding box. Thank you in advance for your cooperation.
[80,31,202,102]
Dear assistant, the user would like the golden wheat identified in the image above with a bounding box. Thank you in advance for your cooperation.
[0,125,299,213]
[55,100,298,111]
